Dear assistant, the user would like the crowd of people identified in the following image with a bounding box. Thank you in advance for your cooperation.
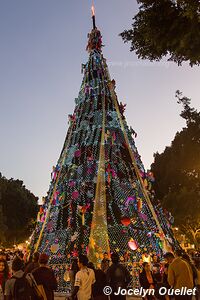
[139,250,200,300]
[0,248,199,300]
[65,252,131,300]
[0,250,57,300]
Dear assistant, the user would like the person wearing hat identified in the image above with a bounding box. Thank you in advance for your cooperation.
[32,253,57,300]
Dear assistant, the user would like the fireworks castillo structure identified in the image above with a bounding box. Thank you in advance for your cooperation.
[31,7,179,291]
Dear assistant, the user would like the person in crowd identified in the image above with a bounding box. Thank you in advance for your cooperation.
[101,252,110,273]
[182,253,198,286]
[0,259,10,300]
[162,263,170,288]
[71,254,95,300]
[139,262,156,300]
[15,252,25,271]
[69,258,79,292]
[88,262,108,300]
[151,255,162,283]
[106,252,131,300]
[164,251,194,299]
[32,253,57,300]
[4,257,31,300]
[161,263,171,300]
[24,252,40,274]
[0,255,6,262]
[139,262,155,289]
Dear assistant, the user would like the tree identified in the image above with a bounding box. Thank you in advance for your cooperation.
[0,174,38,246]
[30,26,179,291]
[180,216,200,247]
[120,0,200,66]
[0,204,7,246]
[151,91,200,246]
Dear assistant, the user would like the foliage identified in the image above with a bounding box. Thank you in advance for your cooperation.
[151,91,200,246]
[120,0,200,66]
[0,204,7,246]
[0,173,38,246]
[180,216,200,247]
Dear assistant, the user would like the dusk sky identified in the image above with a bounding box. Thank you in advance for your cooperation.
[1,0,200,201]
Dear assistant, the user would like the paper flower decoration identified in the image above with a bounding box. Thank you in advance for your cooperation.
[121,217,131,226]
[72,191,79,199]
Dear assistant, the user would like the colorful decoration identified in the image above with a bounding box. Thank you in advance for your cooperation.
[51,165,60,181]
[121,217,131,226]
[86,28,103,52]
[30,20,180,293]
[128,239,138,251]
[74,149,81,157]
[71,232,79,242]
[51,244,59,254]
[119,102,127,116]
[72,190,79,199]
[78,204,90,225]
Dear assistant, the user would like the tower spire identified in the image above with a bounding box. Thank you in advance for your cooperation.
[86,2,103,53]
[91,1,96,29]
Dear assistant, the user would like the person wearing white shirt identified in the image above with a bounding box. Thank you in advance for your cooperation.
[70,254,95,300]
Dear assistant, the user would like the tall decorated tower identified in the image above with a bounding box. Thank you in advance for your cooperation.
[31,8,179,290]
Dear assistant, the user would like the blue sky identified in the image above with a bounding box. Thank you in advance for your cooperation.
[0,0,200,200]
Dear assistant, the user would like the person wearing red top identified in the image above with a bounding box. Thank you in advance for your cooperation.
[0,259,10,299]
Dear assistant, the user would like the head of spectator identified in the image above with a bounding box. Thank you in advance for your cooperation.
[111,253,119,264]
[0,259,9,278]
[12,257,24,273]
[152,255,158,263]
[103,252,108,260]
[78,255,88,269]
[39,253,49,266]
[0,252,6,261]
[164,252,175,264]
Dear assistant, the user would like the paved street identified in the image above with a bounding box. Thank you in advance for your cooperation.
[54,298,141,300]
[54,294,141,300]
